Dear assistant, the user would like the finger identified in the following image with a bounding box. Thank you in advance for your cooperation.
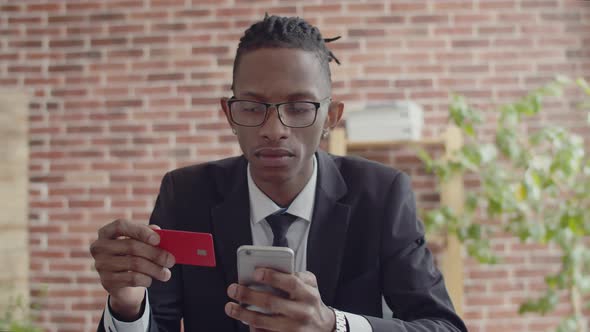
[294,271,318,288]
[94,254,171,282]
[90,238,175,268]
[100,271,154,289]
[227,284,301,317]
[250,328,274,332]
[148,224,161,230]
[225,302,288,331]
[253,268,313,301]
[98,219,160,245]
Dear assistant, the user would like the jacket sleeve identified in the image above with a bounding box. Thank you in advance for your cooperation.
[146,172,183,332]
[96,172,183,332]
[364,172,467,332]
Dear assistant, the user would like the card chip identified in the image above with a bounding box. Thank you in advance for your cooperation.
[197,249,207,256]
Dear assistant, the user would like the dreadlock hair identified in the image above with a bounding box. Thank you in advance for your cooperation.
[232,13,341,91]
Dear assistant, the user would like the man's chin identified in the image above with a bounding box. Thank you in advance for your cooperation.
[251,166,293,184]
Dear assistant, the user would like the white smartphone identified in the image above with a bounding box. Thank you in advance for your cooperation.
[237,245,295,314]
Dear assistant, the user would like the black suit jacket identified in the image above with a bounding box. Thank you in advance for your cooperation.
[99,150,467,332]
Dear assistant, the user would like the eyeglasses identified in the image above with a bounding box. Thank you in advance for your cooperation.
[227,96,331,128]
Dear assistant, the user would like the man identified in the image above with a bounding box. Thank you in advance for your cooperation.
[91,14,467,332]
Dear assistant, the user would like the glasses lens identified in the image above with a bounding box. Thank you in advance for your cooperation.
[231,101,267,126]
[279,102,317,127]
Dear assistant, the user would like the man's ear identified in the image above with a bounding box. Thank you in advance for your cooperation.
[324,100,344,130]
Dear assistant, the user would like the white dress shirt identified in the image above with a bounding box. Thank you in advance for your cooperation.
[103,156,372,331]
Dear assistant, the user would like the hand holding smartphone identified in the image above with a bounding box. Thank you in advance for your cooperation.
[237,245,295,314]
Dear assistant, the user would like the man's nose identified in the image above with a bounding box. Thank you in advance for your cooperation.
[259,106,289,141]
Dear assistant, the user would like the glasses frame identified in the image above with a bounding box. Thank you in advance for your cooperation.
[227,96,332,128]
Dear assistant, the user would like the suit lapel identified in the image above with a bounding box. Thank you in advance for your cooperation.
[307,151,351,306]
[211,156,253,287]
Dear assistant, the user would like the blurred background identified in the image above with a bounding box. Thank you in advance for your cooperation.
[0,0,589,331]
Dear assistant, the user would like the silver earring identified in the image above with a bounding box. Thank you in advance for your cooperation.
[232,128,237,135]
[322,129,329,138]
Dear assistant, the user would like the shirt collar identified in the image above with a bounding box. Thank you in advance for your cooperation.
[247,154,317,225]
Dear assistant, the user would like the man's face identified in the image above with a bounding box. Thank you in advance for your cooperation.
[221,48,342,185]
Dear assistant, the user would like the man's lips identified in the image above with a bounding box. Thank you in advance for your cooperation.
[254,148,295,158]
[253,148,295,168]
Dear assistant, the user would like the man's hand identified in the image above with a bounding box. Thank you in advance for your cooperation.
[90,219,175,320]
[225,268,336,332]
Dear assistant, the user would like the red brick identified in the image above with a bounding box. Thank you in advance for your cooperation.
[8,65,42,73]
[105,0,143,9]
[478,26,515,35]
[410,15,449,24]
[9,40,43,48]
[48,65,83,73]
[479,1,516,9]
[452,39,490,48]
[132,35,169,45]
[435,1,473,10]
[67,26,104,35]
[147,73,184,81]
[48,15,86,24]
[9,16,43,24]
[302,4,342,13]
[108,49,144,58]
[90,13,126,21]
[350,80,390,88]
[0,52,18,60]
[1,4,21,12]
[153,123,191,132]
[151,0,185,6]
[522,0,559,8]
[110,149,149,158]
[105,99,143,108]
[390,3,427,11]
[215,7,255,17]
[109,24,145,34]
[175,9,211,17]
[346,3,385,12]
[365,16,405,24]
[69,200,105,208]
[348,29,386,38]
[192,46,229,55]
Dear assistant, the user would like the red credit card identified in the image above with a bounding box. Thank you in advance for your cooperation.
[154,229,216,267]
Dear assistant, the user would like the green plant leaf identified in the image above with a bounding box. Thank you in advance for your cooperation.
[422,77,590,329]
[576,78,590,95]
[519,290,559,315]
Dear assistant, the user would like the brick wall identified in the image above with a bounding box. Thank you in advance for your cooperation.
[0,0,589,331]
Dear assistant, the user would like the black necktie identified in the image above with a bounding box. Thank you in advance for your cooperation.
[265,212,297,248]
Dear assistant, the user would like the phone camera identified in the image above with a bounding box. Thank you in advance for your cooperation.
[245,250,252,256]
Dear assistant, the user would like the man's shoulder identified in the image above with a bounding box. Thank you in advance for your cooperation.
[163,155,246,193]
[329,153,403,184]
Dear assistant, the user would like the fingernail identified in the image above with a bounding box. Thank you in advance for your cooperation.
[148,234,159,245]
[166,254,175,268]
[163,268,171,281]
[254,269,264,281]
[225,303,233,316]
[228,284,237,298]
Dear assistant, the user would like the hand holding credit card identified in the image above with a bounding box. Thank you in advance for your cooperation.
[154,229,216,267]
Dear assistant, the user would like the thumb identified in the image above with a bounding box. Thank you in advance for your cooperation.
[149,224,161,230]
